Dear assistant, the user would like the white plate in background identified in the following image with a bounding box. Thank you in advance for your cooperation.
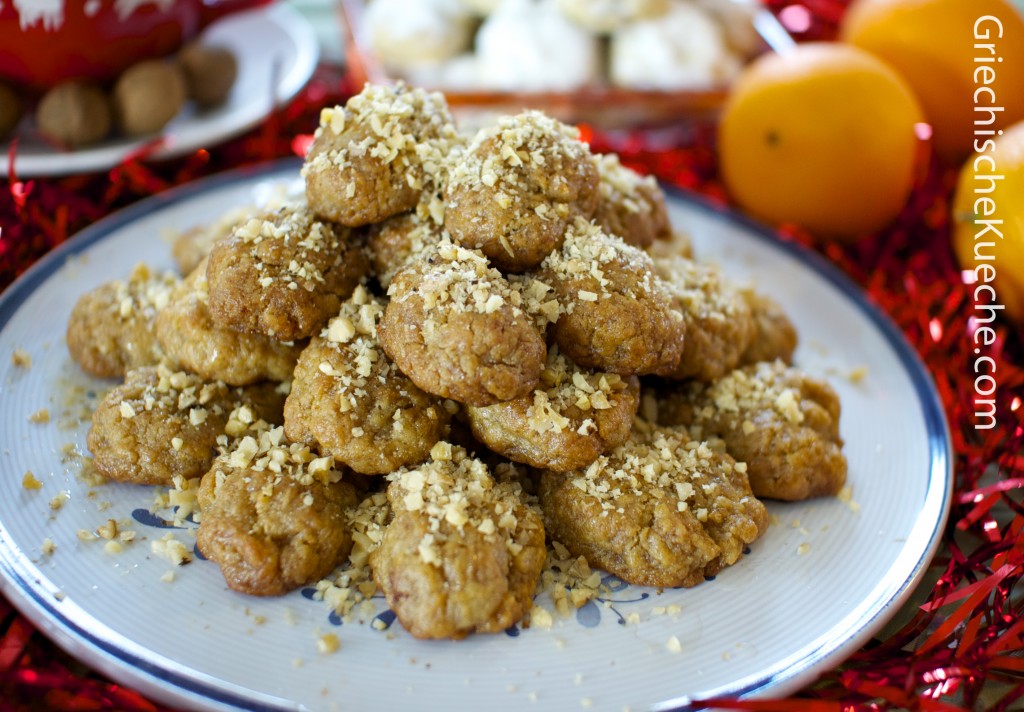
[6,4,318,178]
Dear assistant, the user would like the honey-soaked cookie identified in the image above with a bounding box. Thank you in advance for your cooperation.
[536,218,684,376]
[465,346,639,472]
[738,289,798,367]
[538,426,768,588]
[653,254,755,382]
[205,201,368,341]
[371,443,546,639]
[657,360,846,501]
[590,153,671,248]
[197,425,360,596]
[365,211,445,288]
[378,240,547,406]
[155,259,303,386]
[171,204,261,277]
[284,286,451,475]
[444,110,599,272]
[66,263,177,379]
[303,84,458,226]
[87,365,286,486]
[645,227,695,261]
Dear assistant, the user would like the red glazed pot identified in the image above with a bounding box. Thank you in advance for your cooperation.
[0,0,272,92]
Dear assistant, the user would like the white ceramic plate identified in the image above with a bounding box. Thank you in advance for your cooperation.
[0,161,952,712]
[6,4,318,178]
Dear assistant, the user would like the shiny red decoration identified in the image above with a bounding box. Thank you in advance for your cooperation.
[3,2,1024,707]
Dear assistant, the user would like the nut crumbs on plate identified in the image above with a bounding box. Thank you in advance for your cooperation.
[28,408,50,424]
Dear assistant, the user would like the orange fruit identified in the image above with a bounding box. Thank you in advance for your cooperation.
[841,0,1024,163]
[952,120,1024,324]
[719,43,923,242]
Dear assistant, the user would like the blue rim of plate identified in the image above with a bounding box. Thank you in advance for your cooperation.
[0,160,953,711]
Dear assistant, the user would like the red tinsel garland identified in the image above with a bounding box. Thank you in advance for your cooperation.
[2,2,1024,709]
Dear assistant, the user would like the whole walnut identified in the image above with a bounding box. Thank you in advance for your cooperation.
[36,82,111,148]
[113,60,187,136]
[0,82,23,140]
[178,43,238,107]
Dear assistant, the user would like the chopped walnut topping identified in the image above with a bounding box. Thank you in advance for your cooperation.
[303,84,457,193]
[387,445,528,566]
[593,153,658,209]
[522,347,627,435]
[567,428,745,517]
[97,519,118,540]
[214,424,344,489]
[11,349,31,368]
[108,263,178,322]
[540,218,623,298]
[508,274,562,329]
[653,256,746,323]
[49,491,69,511]
[151,533,193,566]
[694,361,807,426]
[316,633,341,654]
[448,110,584,196]
[536,540,605,617]
[390,239,527,320]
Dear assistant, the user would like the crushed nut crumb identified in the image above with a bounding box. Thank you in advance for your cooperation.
[28,408,50,424]
[317,633,341,654]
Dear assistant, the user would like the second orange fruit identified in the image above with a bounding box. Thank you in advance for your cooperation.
[719,42,923,241]
[841,0,1024,163]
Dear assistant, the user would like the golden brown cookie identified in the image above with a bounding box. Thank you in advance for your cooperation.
[465,347,639,472]
[154,259,303,386]
[536,218,684,376]
[645,227,695,261]
[538,426,768,588]
[371,443,546,639]
[653,255,755,382]
[171,204,262,277]
[365,211,444,288]
[738,289,798,366]
[205,201,368,341]
[303,84,458,226]
[87,365,285,486]
[66,263,177,379]
[378,240,547,406]
[197,426,360,596]
[590,153,671,248]
[284,287,451,474]
[444,110,600,272]
[656,360,846,501]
